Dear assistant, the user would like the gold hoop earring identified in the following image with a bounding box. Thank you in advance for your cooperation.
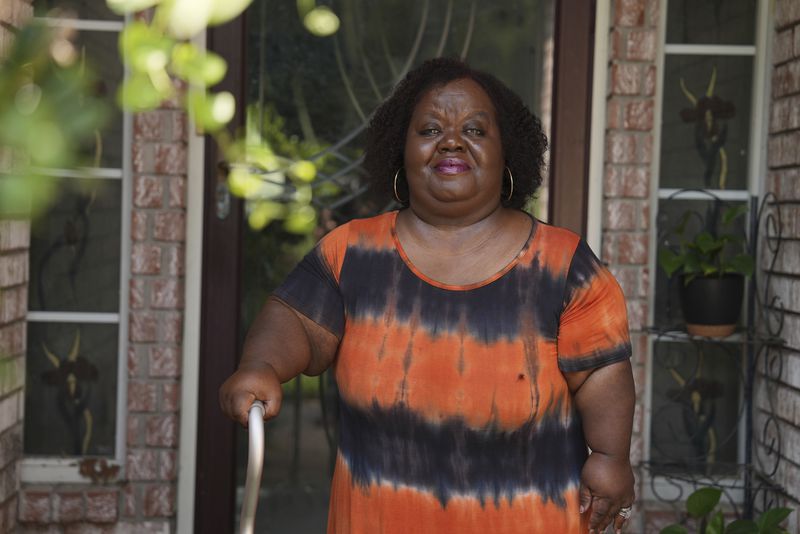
[393,168,406,204]
[504,166,514,203]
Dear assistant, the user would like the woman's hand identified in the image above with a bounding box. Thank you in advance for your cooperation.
[219,361,283,427]
[579,451,635,534]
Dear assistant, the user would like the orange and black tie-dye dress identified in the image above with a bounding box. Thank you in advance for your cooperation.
[273,210,632,534]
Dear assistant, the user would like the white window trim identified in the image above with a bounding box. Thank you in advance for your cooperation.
[643,0,774,501]
[21,14,131,485]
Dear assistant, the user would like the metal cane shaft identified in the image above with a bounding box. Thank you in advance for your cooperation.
[239,401,265,534]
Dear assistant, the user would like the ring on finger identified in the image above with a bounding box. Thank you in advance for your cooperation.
[617,506,633,519]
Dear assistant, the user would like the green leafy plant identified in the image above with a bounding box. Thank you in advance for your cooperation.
[658,205,755,285]
[660,487,793,534]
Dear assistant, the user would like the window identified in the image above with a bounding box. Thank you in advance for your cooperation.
[647,0,768,478]
[23,1,130,481]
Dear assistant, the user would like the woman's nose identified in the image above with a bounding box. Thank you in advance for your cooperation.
[438,132,464,152]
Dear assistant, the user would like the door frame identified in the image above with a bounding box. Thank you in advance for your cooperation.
[193,2,597,530]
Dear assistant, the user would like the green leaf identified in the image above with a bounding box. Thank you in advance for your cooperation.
[722,204,748,225]
[107,0,162,14]
[724,519,758,534]
[303,6,341,36]
[728,254,754,277]
[289,160,317,183]
[659,248,684,277]
[701,262,719,276]
[687,488,722,519]
[119,22,174,74]
[696,232,724,254]
[706,511,725,534]
[247,200,285,230]
[187,90,235,132]
[283,204,317,234]
[757,508,793,531]
[660,526,688,534]
[170,44,227,86]
[117,74,165,111]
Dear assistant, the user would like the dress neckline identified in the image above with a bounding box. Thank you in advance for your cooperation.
[389,209,537,292]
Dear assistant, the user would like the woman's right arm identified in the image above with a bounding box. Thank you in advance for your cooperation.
[218,296,340,427]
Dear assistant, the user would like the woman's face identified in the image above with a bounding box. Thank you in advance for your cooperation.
[403,78,504,215]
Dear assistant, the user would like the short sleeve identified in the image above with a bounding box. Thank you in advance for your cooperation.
[272,224,349,339]
[557,240,632,373]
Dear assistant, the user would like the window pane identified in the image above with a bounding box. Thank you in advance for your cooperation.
[649,339,743,474]
[28,178,121,313]
[74,30,125,169]
[24,322,119,457]
[34,0,121,21]
[654,198,749,329]
[659,55,753,191]
[666,0,756,45]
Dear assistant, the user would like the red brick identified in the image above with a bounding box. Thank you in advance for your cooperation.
[19,490,51,524]
[128,381,158,412]
[149,346,180,377]
[154,143,188,175]
[607,98,624,130]
[131,243,162,275]
[610,63,641,95]
[617,233,649,265]
[0,321,26,357]
[132,210,148,241]
[165,245,185,277]
[776,0,800,29]
[0,495,17,533]
[0,252,28,287]
[774,29,795,65]
[54,491,84,523]
[626,29,656,61]
[121,484,137,518]
[134,111,166,141]
[128,347,140,377]
[130,279,146,310]
[0,220,29,251]
[150,279,184,309]
[626,299,648,331]
[609,266,639,299]
[171,112,188,141]
[604,199,638,230]
[768,131,800,168]
[160,450,177,481]
[606,132,638,164]
[640,200,650,230]
[127,449,158,481]
[64,523,116,534]
[133,175,164,208]
[153,212,186,242]
[640,134,653,164]
[146,414,179,447]
[643,65,656,96]
[127,415,142,446]
[168,176,186,208]
[604,165,650,198]
[644,0,658,26]
[614,0,645,26]
[795,27,800,59]
[85,490,118,523]
[132,143,152,173]
[0,285,26,323]
[610,29,624,61]
[162,383,181,412]
[130,311,158,343]
[623,100,654,130]
[602,233,617,264]
[773,61,800,98]
[161,312,183,343]
[143,484,175,517]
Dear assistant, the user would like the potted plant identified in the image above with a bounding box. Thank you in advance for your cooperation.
[660,486,793,534]
[658,205,755,337]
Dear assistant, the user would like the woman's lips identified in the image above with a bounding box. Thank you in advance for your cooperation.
[433,158,471,175]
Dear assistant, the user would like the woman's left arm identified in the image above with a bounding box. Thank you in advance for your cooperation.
[566,359,636,534]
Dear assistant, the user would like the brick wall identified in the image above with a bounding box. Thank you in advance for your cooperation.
[601,1,659,530]
[753,1,800,532]
[0,2,33,532]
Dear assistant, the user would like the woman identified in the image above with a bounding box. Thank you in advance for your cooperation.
[220,58,635,534]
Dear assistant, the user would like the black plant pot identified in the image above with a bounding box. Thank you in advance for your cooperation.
[678,274,745,337]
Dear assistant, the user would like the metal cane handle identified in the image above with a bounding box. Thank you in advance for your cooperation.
[239,400,265,534]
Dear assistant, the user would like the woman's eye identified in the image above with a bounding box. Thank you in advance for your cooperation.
[465,127,484,136]
[420,128,440,136]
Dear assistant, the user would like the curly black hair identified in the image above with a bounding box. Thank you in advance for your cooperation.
[363,57,548,210]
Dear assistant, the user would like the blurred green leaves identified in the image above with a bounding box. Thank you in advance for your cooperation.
[0,23,109,217]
